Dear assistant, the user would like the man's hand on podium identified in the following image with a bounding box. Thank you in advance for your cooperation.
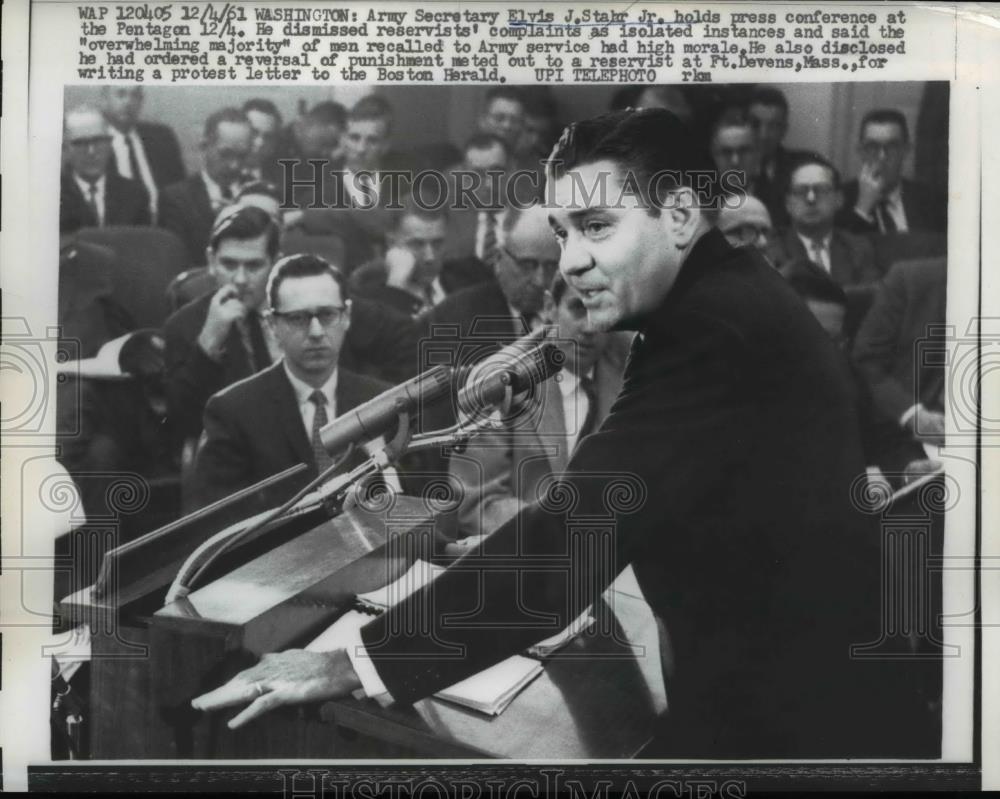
[191,648,362,729]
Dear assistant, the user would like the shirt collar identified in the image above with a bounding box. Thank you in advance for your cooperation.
[201,169,234,205]
[283,361,338,408]
[74,172,105,195]
[797,230,832,252]
[558,365,595,396]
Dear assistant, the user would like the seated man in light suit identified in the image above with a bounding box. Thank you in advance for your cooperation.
[449,272,628,544]
[194,254,391,510]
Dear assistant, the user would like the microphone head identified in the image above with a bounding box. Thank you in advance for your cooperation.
[456,327,564,421]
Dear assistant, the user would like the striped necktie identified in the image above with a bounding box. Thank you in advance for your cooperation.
[480,211,499,264]
[876,200,898,234]
[309,390,335,473]
[86,182,102,227]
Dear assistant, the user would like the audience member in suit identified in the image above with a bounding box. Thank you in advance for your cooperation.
[349,203,449,317]
[195,255,390,510]
[338,95,393,210]
[449,273,628,543]
[275,100,346,167]
[476,86,526,158]
[838,109,947,235]
[101,86,186,222]
[716,195,773,252]
[516,86,563,168]
[159,108,253,265]
[766,154,881,338]
[766,154,880,287]
[709,108,767,210]
[746,87,807,228]
[196,110,934,759]
[60,106,151,234]
[852,257,947,463]
[242,98,284,184]
[443,134,513,263]
[165,207,417,445]
[417,204,561,476]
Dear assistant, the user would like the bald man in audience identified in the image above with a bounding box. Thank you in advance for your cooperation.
[159,108,253,265]
[717,196,773,252]
[60,106,151,234]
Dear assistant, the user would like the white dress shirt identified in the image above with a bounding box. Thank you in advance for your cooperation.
[475,209,507,260]
[283,363,339,437]
[343,169,380,207]
[73,173,106,226]
[201,170,239,213]
[111,127,158,218]
[558,368,594,454]
[797,232,832,273]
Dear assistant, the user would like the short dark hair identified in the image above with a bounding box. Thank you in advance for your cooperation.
[749,87,789,116]
[547,108,718,217]
[208,206,280,258]
[236,180,282,204]
[784,151,842,195]
[266,254,349,310]
[242,98,282,126]
[349,95,392,129]
[203,108,249,142]
[786,264,848,307]
[306,100,347,128]
[860,108,910,143]
[463,133,510,158]
[483,86,524,110]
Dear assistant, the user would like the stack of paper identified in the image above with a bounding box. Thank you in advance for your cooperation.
[433,655,543,716]
[526,611,594,657]
[355,559,447,614]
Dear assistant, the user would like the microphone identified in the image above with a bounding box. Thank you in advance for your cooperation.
[319,364,454,456]
[456,326,564,421]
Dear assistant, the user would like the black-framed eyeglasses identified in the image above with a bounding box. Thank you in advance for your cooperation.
[501,247,559,276]
[269,306,348,330]
[860,141,904,159]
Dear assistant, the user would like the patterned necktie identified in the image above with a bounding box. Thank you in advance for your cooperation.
[309,390,335,473]
[876,200,898,234]
[576,374,599,445]
[86,182,102,227]
[246,312,271,372]
[480,211,499,264]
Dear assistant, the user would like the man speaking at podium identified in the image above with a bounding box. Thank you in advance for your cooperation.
[194,109,930,758]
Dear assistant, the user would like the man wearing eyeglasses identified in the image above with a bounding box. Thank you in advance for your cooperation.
[838,109,947,235]
[60,105,151,234]
[766,153,879,293]
[194,254,393,509]
[716,195,773,252]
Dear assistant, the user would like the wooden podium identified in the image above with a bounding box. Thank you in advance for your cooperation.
[60,485,666,760]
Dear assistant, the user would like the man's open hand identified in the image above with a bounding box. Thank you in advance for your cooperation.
[191,648,363,729]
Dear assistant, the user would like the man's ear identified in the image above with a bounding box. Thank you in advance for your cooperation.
[664,187,701,249]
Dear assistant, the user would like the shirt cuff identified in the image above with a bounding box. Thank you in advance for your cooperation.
[343,623,394,706]
[899,403,923,428]
[853,206,875,223]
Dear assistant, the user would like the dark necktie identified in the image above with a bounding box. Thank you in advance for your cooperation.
[309,390,335,472]
[85,182,101,227]
[576,374,599,445]
[876,200,898,234]
[246,312,271,372]
[125,134,141,182]
[480,211,499,264]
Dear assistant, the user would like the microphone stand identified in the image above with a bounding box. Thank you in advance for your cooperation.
[165,368,533,604]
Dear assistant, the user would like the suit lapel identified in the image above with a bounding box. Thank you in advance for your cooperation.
[266,362,315,467]
[828,233,850,284]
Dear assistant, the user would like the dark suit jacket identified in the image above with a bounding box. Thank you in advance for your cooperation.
[195,361,388,509]
[361,229,935,758]
[59,170,151,234]
[159,173,215,265]
[349,257,493,317]
[766,227,881,287]
[838,178,947,235]
[852,257,947,423]
[115,122,186,189]
[164,290,418,443]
